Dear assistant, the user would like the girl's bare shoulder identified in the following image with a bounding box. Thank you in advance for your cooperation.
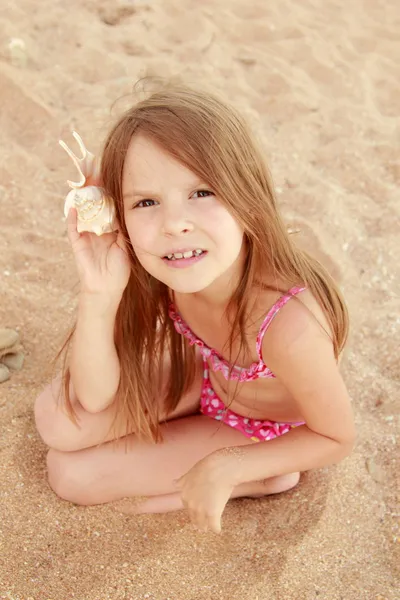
[253,283,333,342]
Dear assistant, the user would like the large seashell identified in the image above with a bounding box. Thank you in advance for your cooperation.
[64,186,116,236]
[59,131,116,236]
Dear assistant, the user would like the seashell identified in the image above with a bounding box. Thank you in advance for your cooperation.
[59,131,116,236]
[64,186,116,236]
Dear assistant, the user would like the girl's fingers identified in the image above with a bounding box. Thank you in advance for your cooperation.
[208,513,222,534]
[117,494,221,533]
[66,206,80,245]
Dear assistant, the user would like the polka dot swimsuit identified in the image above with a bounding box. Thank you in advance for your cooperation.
[169,286,306,442]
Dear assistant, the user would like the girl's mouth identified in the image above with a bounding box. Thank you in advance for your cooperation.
[162,249,207,268]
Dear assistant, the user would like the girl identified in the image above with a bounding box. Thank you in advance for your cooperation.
[34,82,355,534]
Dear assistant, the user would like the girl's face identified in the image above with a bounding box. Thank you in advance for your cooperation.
[122,133,244,295]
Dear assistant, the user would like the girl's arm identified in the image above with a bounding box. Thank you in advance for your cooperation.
[69,293,122,413]
[214,299,356,485]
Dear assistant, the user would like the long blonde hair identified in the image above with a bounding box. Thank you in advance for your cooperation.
[56,81,349,445]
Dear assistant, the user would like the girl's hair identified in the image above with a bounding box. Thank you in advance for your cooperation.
[56,80,349,446]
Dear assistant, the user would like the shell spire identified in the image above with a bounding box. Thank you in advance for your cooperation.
[59,131,99,189]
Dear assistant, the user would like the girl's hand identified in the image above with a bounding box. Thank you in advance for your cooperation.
[133,453,236,534]
[67,207,131,297]
[173,454,235,533]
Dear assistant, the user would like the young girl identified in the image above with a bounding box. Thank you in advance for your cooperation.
[34,82,355,534]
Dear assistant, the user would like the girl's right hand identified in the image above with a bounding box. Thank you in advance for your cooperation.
[66,207,131,297]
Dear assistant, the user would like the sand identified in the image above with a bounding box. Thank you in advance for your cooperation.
[0,0,399,598]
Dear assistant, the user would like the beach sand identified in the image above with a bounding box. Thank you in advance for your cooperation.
[0,0,399,598]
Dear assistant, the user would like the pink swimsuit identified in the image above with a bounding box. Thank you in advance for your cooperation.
[169,286,306,442]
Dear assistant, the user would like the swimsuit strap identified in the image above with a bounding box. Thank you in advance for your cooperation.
[256,286,306,362]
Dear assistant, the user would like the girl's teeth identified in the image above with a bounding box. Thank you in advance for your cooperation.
[165,249,204,260]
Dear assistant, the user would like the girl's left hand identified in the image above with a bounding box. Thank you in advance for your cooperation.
[133,453,235,533]
[174,455,235,533]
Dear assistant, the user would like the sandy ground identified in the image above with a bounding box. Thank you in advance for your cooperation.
[0,0,399,598]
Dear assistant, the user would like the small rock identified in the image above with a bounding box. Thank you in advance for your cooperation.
[8,38,27,68]
[0,328,19,350]
[365,457,385,483]
[99,4,136,26]
[237,57,256,66]
[0,338,21,358]
[2,352,24,371]
[0,363,10,383]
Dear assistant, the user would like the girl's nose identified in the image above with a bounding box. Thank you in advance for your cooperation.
[161,203,194,236]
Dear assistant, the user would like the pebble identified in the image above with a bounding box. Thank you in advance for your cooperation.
[0,364,10,383]
[237,57,256,66]
[2,352,24,371]
[365,457,385,483]
[8,37,28,68]
[0,329,19,350]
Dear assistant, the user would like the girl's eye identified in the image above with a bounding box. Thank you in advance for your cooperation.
[134,199,157,208]
[193,190,214,198]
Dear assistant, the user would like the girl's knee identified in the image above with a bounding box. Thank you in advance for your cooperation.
[46,449,90,505]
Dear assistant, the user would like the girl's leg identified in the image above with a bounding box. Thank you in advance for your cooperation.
[34,353,204,452]
[46,414,300,507]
